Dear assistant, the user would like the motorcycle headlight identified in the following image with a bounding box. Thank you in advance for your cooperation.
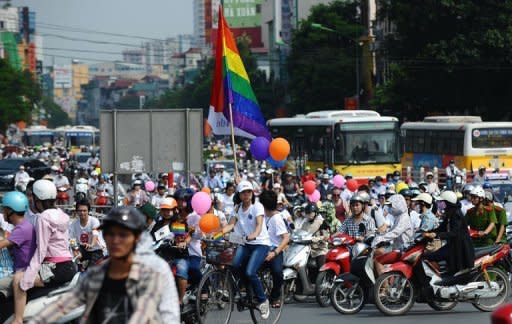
[352,242,368,258]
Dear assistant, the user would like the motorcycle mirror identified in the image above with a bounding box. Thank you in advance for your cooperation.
[358,223,366,234]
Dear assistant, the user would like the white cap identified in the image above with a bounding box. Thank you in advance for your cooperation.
[237,181,254,193]
[91,170,98,176]
[265,169,273,175]
[426,171,434,177]
[19,165,25,170]
[51,165,59,171]
[248,172,255,178]
[412,192,433,205]
[273,183,281,189]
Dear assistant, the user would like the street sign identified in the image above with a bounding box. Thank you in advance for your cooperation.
[100,109,203,175]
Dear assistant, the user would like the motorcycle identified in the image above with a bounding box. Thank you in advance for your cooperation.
[329,228,402,314]
[94,190,111,214]
[373,233,511,316]
[314,232,356,307]
[0,273,83,323]
[74,178,89,202]
[56,187,70,205]
[282,229,320,303]
[153,233,200,324]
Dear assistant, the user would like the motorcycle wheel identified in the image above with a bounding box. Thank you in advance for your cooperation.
[427,300,458,311]
[292,278,309,302]
[283,279,296,304]
[374,271,415,316]
[330,281,365,315]
[315,270,335,307]
[472,267,510,312]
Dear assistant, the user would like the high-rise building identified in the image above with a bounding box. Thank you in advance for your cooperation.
[194,0,264,51]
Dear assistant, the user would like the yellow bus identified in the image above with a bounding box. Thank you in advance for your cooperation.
[267,110,401,180]
[401,116,512,172]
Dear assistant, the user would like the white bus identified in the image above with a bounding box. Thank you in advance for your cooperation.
[56,125,100,152]
[22,126,55,146]
[267,110,401,179]
[401,116,512,172]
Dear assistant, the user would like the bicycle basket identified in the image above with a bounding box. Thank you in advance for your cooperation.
[205,241,237,265]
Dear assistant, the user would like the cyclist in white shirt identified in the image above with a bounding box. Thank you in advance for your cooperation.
[222,181,271,320]
[69,200,104,265]
[260,190,289,308]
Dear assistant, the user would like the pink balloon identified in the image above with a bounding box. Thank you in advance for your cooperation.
[191,191,212,215]
[308,189,321,203]
[333,175,345,188]
[145,181,155,192]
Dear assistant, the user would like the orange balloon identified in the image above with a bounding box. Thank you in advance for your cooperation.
[199,213,221,234]
[269,137,290,161]
[201,187,211,194]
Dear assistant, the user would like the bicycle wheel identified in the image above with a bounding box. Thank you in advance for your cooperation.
[249,268,284,324]
[196,269,233,324]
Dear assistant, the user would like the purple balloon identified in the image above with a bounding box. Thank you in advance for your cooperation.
[250,137,270,161]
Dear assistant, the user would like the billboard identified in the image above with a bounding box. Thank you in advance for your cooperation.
[212,0,262,28]
[53,64,72,89]
[100,109,203,175]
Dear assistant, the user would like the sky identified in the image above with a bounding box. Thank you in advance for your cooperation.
[11,0,194,65]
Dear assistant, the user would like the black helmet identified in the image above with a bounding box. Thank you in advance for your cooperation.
[174,188,195,202]
[304,203,318,215]
[100,206,145,234]
[400,189,414,198]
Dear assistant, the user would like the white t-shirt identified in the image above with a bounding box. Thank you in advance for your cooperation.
[410,210,422,232]
[69,216,102,251]
[234,202,271,246]
[54,175,70,188]
[186,212,203,257]
[220,193,235,218]
[265,212,288,248]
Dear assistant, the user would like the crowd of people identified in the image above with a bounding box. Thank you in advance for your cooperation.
[0,141,509,323]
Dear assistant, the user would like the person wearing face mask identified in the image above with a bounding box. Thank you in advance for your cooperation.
[373,194,414,275]
[371,176,386,199]
[423,191,474,274]
[299,203,330,269]
[411,193,439,232]
[401,189,421,232]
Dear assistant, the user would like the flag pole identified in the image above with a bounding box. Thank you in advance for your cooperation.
[228,102,239,179]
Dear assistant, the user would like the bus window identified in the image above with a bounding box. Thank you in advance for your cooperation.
[338,130,399,163]
[472,128,512,148]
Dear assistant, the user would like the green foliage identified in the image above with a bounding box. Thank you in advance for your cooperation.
[0,59,40,131]
[287,0,363,114]
[41,97,72,128]
[374,0,512,120]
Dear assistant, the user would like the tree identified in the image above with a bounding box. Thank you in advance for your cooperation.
[41,97,72,128]
[287,0,363,114]
[374,0,512,120]
[0,59,40,131]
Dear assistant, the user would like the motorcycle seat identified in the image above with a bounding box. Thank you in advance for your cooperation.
[474,245,501,259]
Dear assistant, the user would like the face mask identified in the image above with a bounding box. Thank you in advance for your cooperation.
[394,176,400,181]
[414,205,421,213]
[376,181,382,186]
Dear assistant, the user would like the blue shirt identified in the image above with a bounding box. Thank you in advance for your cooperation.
[419,210,439,232]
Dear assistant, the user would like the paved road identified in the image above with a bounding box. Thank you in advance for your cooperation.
[229,300,496,324]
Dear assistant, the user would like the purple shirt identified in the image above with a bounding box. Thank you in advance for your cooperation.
[8,219,37,271]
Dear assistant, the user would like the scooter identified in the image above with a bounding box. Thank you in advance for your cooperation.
[315,233,356,307]
[373,232,512,316]
[75,178,89,202]
[0,273,84,324]
[283,229,319,303]
[56,187,70,205]
[329,233,401,314]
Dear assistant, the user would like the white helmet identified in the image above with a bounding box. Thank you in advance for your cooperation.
[470,186,485,198]
[33,179,57,200]
[436,190,458,205]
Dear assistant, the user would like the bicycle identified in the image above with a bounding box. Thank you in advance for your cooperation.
[196,239,284,324]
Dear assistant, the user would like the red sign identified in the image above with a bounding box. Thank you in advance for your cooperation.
[344,97,358,110]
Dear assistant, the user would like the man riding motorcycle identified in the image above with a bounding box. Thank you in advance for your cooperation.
[466,186,497,247]
[339,192,376,241]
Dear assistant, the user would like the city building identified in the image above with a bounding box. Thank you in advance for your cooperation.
[89,61,147,79]
[122,48,145,65]
[194,0,264,51]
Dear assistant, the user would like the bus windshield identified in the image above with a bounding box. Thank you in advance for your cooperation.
[472,128,512,149]
[336,130,399,163]
[66,132,94,146]
[23,133,53,146]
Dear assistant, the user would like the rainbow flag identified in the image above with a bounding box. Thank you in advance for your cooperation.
[207,6,271,140]
[212,231,224,241]
[171,223,187,235]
